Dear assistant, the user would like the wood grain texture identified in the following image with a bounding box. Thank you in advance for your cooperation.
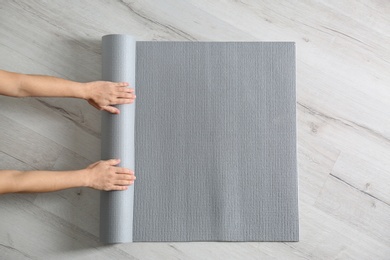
[0,0,389,259]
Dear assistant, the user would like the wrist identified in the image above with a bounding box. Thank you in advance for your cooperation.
[78,82,90,100]
[79,169,91,188]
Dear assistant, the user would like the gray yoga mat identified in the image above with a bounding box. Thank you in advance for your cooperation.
[100,35,298,243]
[100,34,136,243]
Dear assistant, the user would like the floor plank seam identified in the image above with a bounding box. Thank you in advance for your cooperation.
[1,110,97,164]
[118,0,197,41]
[0,243,34,259]
[329,172,390,207]
[320,25,372,49]
[281,242,312,260]
[297,102,390,144]
[0,151,38,170]
[36,99,100,138]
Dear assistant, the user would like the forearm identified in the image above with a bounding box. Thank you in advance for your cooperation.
[19,74,87,98]
[0,160,135,194]
[0,169,89,194]
[0,70,87,98]
[0,70,135,114]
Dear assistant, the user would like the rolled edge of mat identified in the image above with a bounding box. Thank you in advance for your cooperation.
[100,34,136,244]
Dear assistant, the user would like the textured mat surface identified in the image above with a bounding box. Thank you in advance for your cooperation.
[133,41,298,242]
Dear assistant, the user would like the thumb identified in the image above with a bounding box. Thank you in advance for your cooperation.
[87,160,100,169]
[107,158,121,166]
[88,100,100,110]
[102,105,120,114]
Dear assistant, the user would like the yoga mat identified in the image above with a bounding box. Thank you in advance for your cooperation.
[100,35,298,243]
[100,34,136,243]
[133,41,298,242]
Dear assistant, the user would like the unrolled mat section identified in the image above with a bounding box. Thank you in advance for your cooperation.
[134,41,298,242]
[100,34,136,244]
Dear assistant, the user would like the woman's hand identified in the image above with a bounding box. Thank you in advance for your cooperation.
[85,159,136,191]
[84,81,136,114]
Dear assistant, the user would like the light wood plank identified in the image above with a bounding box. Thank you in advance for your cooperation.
[332,152,390,205]
[0,194,137,259]
[0,97,100,162]
[294,202,390,259]
[314,174,390,245]
[0,113,63,170]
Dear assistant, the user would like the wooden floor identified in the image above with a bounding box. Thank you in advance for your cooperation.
[1,1,389,259]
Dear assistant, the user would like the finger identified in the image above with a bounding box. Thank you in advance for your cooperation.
[121,87,135,93]
[115,98,135,105]
[111,185,128,191]
[107,159,121,166]
[115,167,132,174]
[117,92,136,99]
[117,174,136,181]
[116,180,134,186]
[116,82,129,87]
[115,89,135,99]
[116,170,135,176]
[102,105,120,114]
[118,92,136,99]
[116,86,134,93]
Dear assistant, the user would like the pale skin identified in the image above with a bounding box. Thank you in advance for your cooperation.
[0,70,136,194]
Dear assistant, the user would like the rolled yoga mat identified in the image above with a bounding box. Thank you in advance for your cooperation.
[100,35,298,243]
[100,34,136,243]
